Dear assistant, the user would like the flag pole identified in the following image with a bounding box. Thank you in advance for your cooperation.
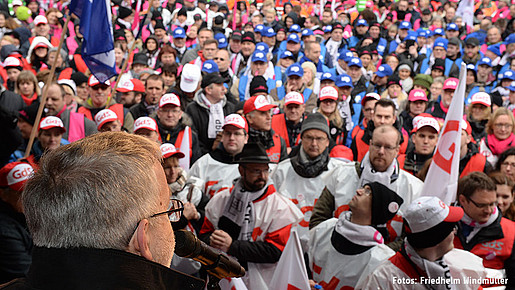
[109,0,155,102]
[24,14,72,158]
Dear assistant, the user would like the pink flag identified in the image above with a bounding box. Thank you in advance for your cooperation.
[421,63,467,204]
[132,0,143,35]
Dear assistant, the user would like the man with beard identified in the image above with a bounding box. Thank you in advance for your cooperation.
[462,37,481,65]
[129,75,165,120]
[348,19,369,48]
[200,142,302,289]
[116,79,145,109]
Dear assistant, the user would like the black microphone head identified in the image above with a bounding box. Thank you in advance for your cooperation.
[174,230,199,257]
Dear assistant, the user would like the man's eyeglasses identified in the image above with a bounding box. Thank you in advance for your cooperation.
[302,135,328,143]
[370,142,398,152]
[151,199,184,222]
[465,196,498,210]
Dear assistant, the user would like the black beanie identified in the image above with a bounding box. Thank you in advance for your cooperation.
[387,75,401,88]
[118,6,132,19]
[71,72,88,87]
[18,100,40,126]
[249,76,268,97]
[154,20,166,31]
[300,113,330,138]
[368,182,404,225]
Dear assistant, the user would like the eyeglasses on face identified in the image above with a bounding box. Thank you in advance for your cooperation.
[150,198,184,222]
[370,142,398,152]
[465,196,498,210]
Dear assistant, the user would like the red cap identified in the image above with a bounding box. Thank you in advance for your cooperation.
[412,116,440,133]
[160,143,185,159]
[319,86,338,101]
[361,92,380,106]
[159,93,181,108]
[408,89,428,102]
[88,75,111,86]
[4,56,22,68]
[39,116,66,132]
[33,15,48,26]
[470,92,491,107]
[461,119,472,136]
[94,109,118,130]
[222,114,248,132]
[134,117,158,132]
[243,95,277,114]
[284,92,304,105]
[443,78,459,90]
[0,162,34,191]
[116,79,145,93]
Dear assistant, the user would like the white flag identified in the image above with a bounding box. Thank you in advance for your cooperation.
[219,277,248,290]
[456,0,474,29]
[421,63,466,204]
[269,230,310,290]
[179,126,191,173]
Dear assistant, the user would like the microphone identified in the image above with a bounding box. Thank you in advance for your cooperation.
[174,230,246,279]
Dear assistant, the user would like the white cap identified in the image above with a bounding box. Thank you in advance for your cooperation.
[404,196,464,233]
[284,91,304,105]
[4,56,22,68]
[222,114,248,132]
[39,116,66,132]
[88,74,111,86]
[33,15,48,26]
[94,109,118,130]
[159,93,181,108]
[160,143,185,159]
[12,0,23,6]
[57,79,77,96]
[134,117,158,132]
[319,86,338,101]
[412,116,440,133]
[180,63,201,93]
[470,92,491,107]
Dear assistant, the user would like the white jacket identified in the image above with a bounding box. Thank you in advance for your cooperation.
[187,154,240,197]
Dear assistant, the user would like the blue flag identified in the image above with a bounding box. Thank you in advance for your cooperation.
[69,0,116,83]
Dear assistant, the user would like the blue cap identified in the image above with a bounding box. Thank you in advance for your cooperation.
[338,49,354,62]
[416,28,428,38]
[406,31,417,41]
[336,74,354,88]
[202,60,219,73]
[172,27,186,39]
[251,51,267,63]
[357,19,368,27]
[254,24,265,33]
[287,33,300,43]
[433,37,448,50]
[214,32,228,48]
[477,57,492,67]
[255,42,270,53]
[280,50,295,59]
[375,64,393,78]
[262,27,276,37]
[466,63,476,71]
[506,33,515,45]
[347,57,362,68]
[446,23,459,31]
[286,63,304,77]
[290,24,301,33]
[320,72,335,82]
[399,21,412,30]
[508,81,515,91]
[502,70,515,81]
[487,43,502,57]
[301,28,314,37]
[324,25,332,33]
[433,28,444,36]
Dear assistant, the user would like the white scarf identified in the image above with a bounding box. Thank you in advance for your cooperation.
[326,39,342,67]
[335,211,385,247]
[222,178,270,241]
[337,98,354,131]
[200,93,225,138]
[405,241,456,290]
[335,62,346,75]
[359,152,399,191]
[460,207,499,243]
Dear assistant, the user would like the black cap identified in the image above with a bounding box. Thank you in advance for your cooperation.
[387,75,401,87]
[368,182,404,225]
[241,32,255,44]
[422,8,431,15]
[151,10,163,21]
[118,6,132,19]
[448,37,460,47]
[71,72,88,86]
[249,76,268,96]
[231,31,242,40]
[201,72,224,89]
[332,24,344,32]
[154,20,166,31]
[465,37,480,47]
[113,29,126,41]
[235,142,270,164]
[214,15,224,25]
[132,53,148,65]
[18,100,40,126]
[194,14,202,21]
[178,7,187,17]
[300,112,330,138]
[432,58,445,71]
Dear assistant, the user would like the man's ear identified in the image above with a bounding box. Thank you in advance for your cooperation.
[128,219,153,261]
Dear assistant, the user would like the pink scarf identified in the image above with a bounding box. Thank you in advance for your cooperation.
[487,133,515,155]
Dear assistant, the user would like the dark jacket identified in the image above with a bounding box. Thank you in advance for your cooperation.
[185,91,235,155]
[129,101,151,121]
[156,114,202,164]
[0,200,32,284]
[0,247,204,289]
[0,90,25,115]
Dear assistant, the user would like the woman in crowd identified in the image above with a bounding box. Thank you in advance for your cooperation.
[496,147,515,182]
[467,92,492,144]
[15,71,40,107]
[489,172,515,221]
[317,86,346,145]
[480,108,515,167]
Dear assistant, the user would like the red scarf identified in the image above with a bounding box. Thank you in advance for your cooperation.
[487,133,515,155]
[22,93,38,106]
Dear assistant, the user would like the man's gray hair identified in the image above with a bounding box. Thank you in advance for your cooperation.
[23,132,163,250]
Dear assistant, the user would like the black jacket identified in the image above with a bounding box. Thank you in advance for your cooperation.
[156,116,203,165]
[129,101,150,120]
[0,247,204,289]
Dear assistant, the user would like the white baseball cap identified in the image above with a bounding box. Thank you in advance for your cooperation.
[159,93,181,108]
[470,92,491,107]
[39,116,66,132]
[412,116,440,133]
[319,86,338,101]
[4,56,22,68]
[134,117,158,132]
[0,162,34,191]
[160,143,185,159]
[222,114,248,132]
[404,196,464,234]
[33,15,48,26]
[284,91,304,106]
[94,109,118,130]
[180,63,201,93]
[88,74,111,87]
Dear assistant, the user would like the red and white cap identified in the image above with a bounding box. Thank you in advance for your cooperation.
[404,196,464,233]
[88,75,111,86]
[470,92,491,107]
[160,143,185,159]
[134,117,158,132]
[461,119,472,136]
[319,86,338,101]
[243,95,277,114]
[4,56,22,68]
[408,89,428,102]
[159,93,181,108]
[116,79,145,93]
[222,114,248,132]
[33,15,48,26]
[361,92,380,106]
[39,116,66,132]
[412,116,440,133]
[0,162,34,192]
[443,78,459,90]
[284,91,304,106]
[12,0,23,6]
[94,109,118,130]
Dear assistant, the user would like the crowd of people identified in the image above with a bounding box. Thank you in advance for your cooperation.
[1,0,515,288]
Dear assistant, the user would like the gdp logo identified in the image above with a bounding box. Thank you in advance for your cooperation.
[8,163,34,185]
[432,120,460,174]
[480,241,504,252]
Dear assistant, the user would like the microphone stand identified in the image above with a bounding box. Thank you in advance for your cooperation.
[206,275,221,290]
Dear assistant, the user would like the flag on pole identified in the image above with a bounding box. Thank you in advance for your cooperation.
[69,0,117,83]
[269,230,310,290]
[421,62,467,204]
[132,0,143,36]
[456,0,474,29]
